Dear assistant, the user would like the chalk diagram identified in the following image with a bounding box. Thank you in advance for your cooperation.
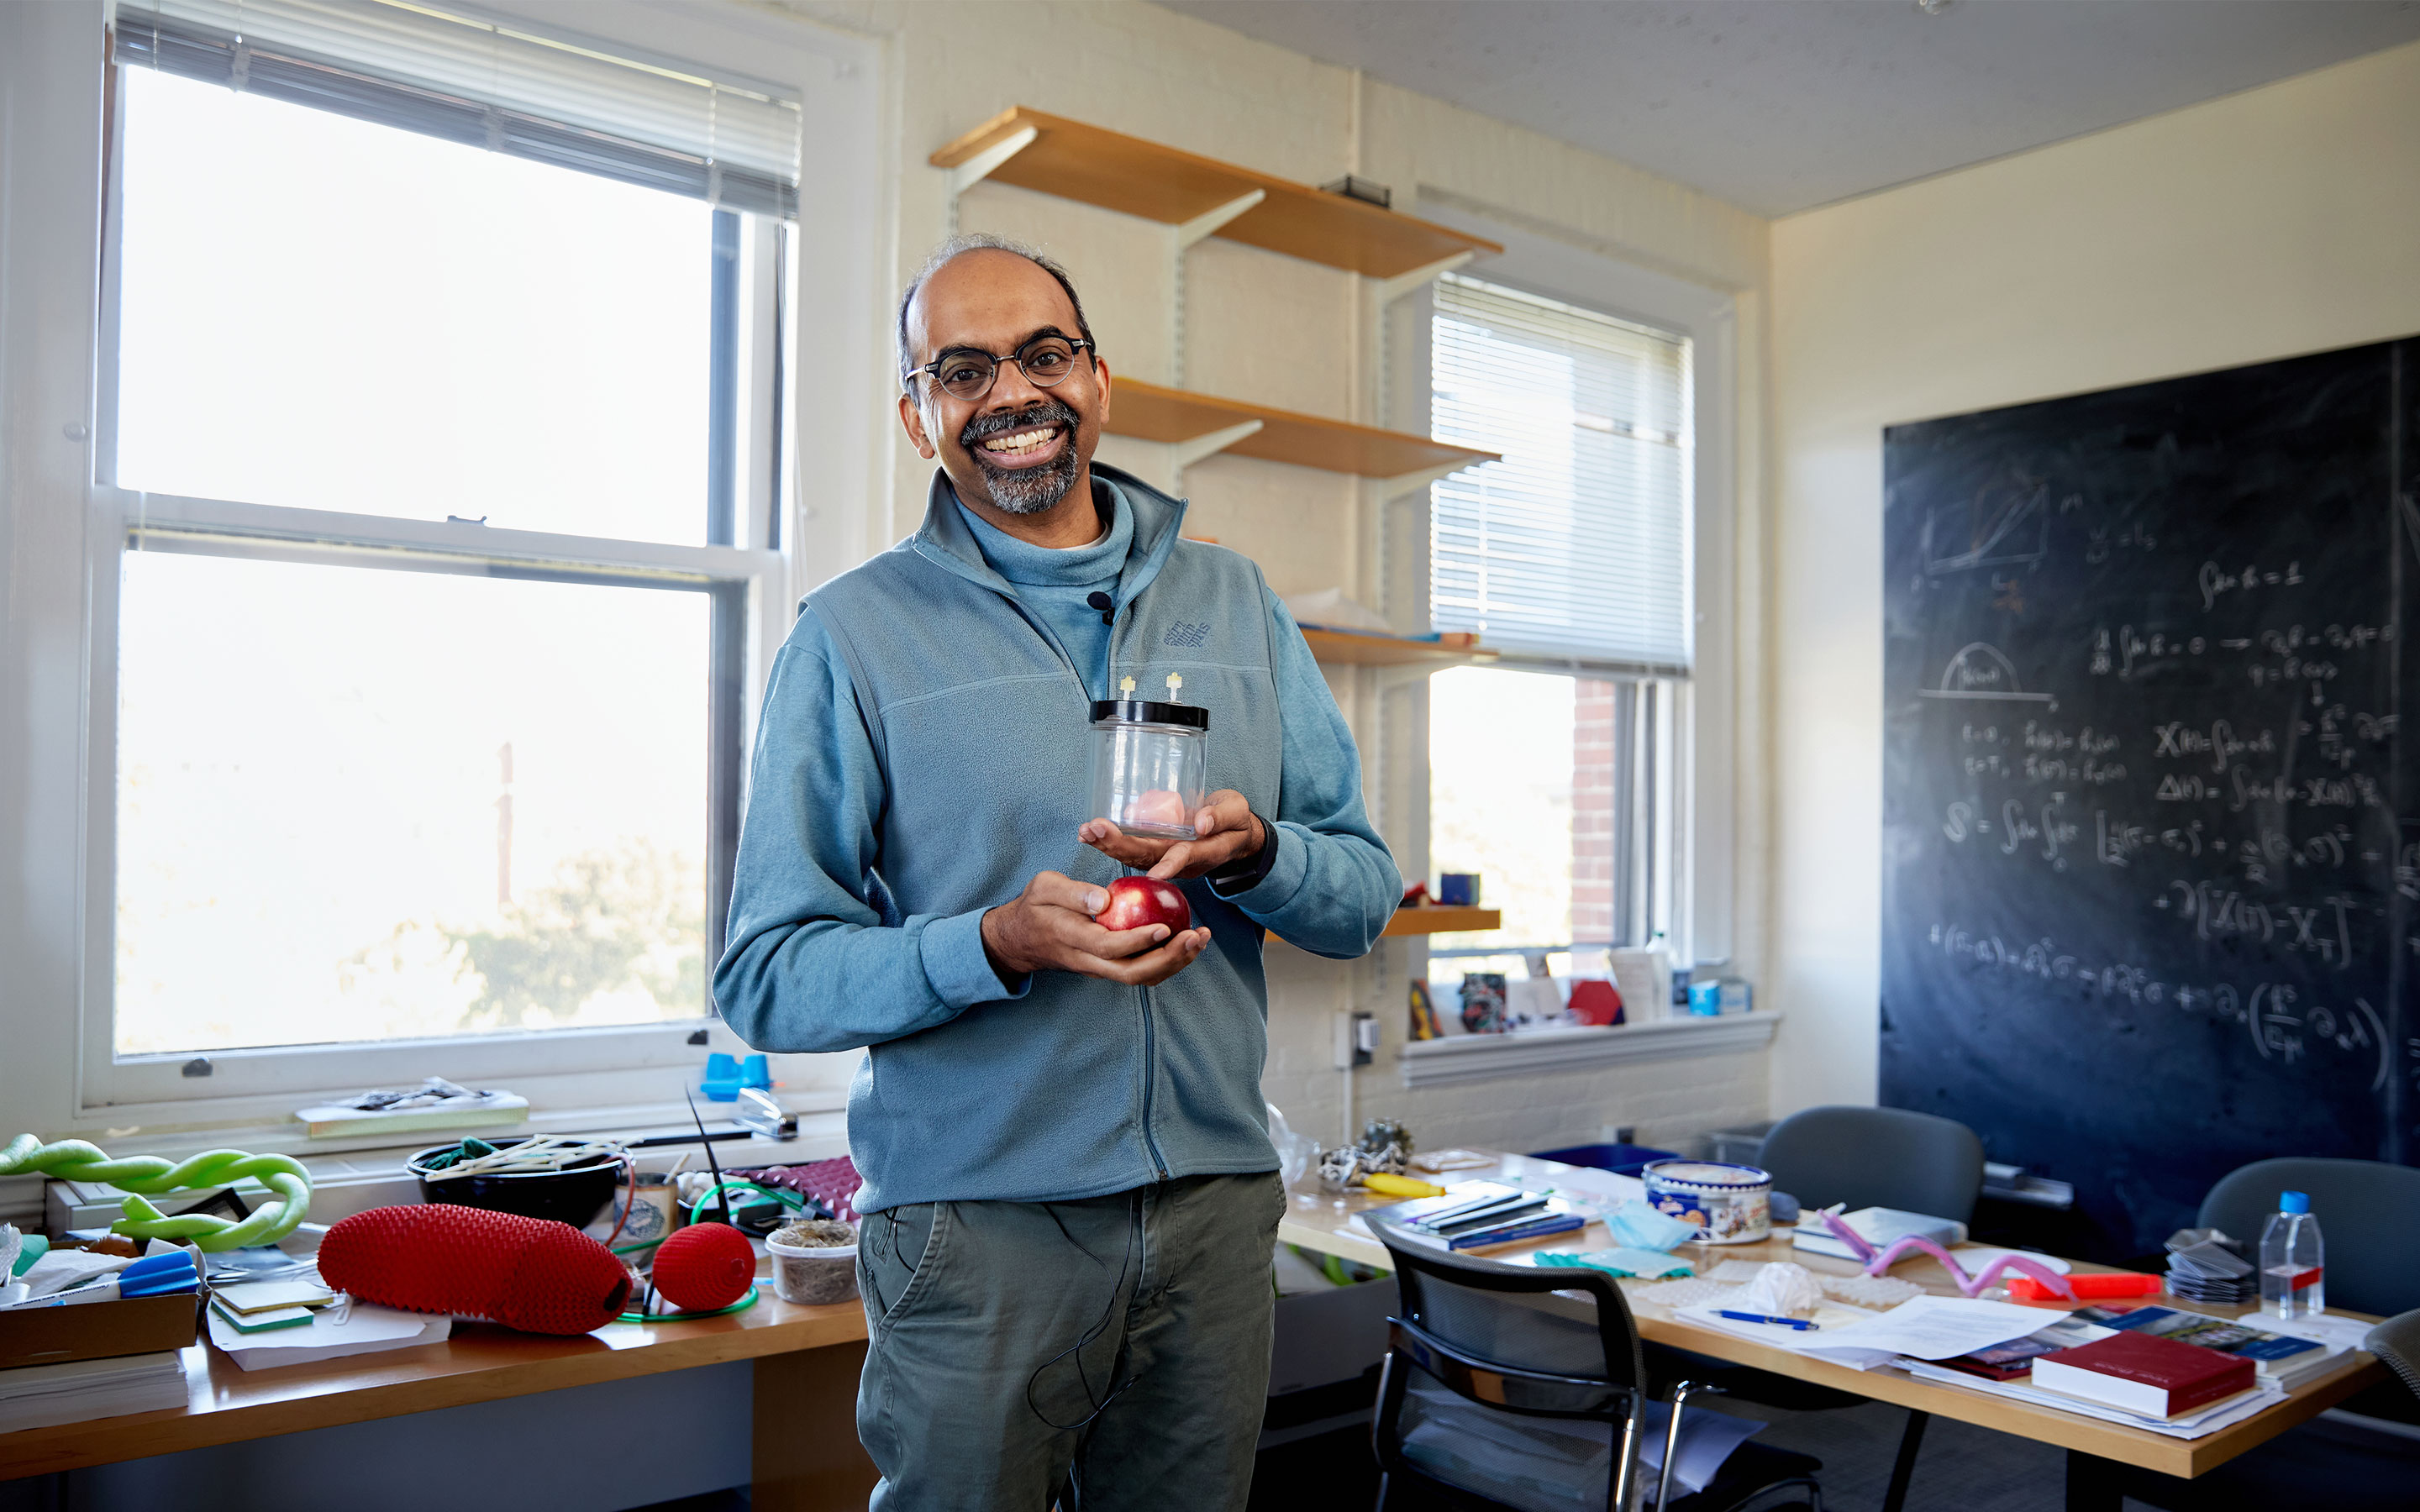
[1918,642,2056,708]
[1923,480,2049,575]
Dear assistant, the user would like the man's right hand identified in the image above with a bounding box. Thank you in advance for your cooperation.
[980,871,1211,986]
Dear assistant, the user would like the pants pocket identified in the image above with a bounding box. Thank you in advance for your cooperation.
[860,1202,948,1331]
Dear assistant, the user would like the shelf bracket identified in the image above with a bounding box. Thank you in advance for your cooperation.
[945,125,1039,198]
[1376,250,1475,305]
[1370,457,1483,499]
[1175,189,1266,251]
[1171,418,1264,474]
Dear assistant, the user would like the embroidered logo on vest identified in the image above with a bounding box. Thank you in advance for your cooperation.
[1163,621,1210,648]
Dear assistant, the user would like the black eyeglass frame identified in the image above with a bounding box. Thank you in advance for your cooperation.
[902,334,1097,401]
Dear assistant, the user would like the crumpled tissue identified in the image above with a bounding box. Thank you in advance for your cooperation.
[1734,1261,1823,1318]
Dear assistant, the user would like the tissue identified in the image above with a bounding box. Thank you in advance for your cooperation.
[1735,1261,1823,1318]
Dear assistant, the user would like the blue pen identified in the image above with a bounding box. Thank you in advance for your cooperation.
[1717,1310,1817,1331]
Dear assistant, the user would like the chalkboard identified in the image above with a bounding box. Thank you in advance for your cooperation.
[1881,337,2418,1258]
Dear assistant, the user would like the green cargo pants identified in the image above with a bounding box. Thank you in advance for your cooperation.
[855,1171,1286,1511]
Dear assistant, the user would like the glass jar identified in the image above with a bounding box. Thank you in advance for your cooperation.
[1088,676,1209,838]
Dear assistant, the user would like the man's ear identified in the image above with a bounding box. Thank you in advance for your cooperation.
[1092,356,1112,431]
[897,387,937,460]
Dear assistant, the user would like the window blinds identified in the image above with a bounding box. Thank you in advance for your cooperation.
[1431,274,1692,672]
[113,0,802,217]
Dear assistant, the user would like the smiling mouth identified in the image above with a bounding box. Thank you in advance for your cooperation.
[973,421,1067,468]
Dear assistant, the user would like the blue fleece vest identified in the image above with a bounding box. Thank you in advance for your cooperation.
[802,465,1294,1208]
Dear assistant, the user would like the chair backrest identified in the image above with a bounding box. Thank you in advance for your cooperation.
[2198,1158,2420,1318]
[1368,1220,1648,1511]
[1755,1105,1986,1225]
[2368,1310,2420,1404]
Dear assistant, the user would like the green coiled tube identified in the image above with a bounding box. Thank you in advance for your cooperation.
[0,1134,312,1252]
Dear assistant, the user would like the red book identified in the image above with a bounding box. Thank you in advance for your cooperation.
[2030,1330,2258,1419]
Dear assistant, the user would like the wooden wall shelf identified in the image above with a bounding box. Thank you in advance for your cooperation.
[1381,906,1502,937]
[1300,628,1499,669]
[931,108,1502,279]
[1109,380,1495,481]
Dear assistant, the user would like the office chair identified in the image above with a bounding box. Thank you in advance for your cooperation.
[1650,1105,1986,1512]
[2196,1157,2420,1318]
[1366,1215,1823,1511]
[2093,1158,2420,1510]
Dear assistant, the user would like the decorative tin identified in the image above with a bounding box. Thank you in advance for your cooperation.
[1641,1159,1773,1245]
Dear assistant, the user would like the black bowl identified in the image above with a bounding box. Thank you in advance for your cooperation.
[407,1145,620,1229]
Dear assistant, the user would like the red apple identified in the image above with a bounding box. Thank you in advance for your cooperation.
[1096,875,1192,934]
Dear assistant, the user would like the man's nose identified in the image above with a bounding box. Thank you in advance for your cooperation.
[985,357,1053,412]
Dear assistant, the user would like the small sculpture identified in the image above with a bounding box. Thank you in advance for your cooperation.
[1817,1206,2075,1299]
[0,1133,312,1252]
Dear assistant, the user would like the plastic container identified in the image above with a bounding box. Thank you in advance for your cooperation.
[1642,1159,1773,1245]
[767,1230,860,1305]
[407,1144,620,1229]
[1531,1142,1680,1180]
[2260,1189,2325,1320]
[1088,679,1208,838]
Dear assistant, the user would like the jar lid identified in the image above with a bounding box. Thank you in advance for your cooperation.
[1089,700,1208,729]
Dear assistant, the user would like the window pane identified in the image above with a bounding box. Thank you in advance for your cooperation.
[115,551,711,1054]
[1428,666,1576,968]
[115,69,713,545]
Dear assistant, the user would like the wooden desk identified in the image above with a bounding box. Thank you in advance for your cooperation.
[1279,1152,2385,1487]
[0,1293,876,1511]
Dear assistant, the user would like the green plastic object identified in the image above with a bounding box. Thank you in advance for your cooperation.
[10,1234,47,1277]
[417,1137,497,1172]
[0,1133,312,1252]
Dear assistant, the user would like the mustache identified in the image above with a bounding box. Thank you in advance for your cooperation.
[960,398,1080,451]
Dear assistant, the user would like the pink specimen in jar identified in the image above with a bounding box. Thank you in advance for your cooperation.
[1126,788,1191,829]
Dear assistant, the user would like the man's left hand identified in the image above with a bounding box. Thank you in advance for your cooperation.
[1080,790,1265,881]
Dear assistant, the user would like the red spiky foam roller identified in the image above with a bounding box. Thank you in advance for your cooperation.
[648,1222,756,1312]
[318,1204,630,1335]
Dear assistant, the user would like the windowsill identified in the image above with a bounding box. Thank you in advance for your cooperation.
[1397,1012,1781,1088]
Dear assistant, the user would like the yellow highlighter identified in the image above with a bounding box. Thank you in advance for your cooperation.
[1360,1173,1446,1199]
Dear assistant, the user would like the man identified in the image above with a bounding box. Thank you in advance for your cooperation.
[714,234,1399,1509]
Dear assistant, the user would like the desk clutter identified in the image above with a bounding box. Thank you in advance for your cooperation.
[0,1122,871,1434]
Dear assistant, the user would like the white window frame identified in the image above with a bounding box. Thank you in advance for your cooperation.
[1400,202,1739,975]
[1,0,887,1135]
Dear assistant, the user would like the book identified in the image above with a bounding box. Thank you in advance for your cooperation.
[2031,1330,2257,1419]
[1360,1183,1584,1253]
[293,1093,529,1138]
[0,1350,188,1434]
[1791,1207,1969,1261]
[1939,1315,2112,1382]
[2075,1305,2337,1386]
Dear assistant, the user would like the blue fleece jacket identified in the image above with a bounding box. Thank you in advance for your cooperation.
[714,464,1400,1212]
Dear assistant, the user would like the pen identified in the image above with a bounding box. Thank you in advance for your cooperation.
[1717,1310,1818,1331]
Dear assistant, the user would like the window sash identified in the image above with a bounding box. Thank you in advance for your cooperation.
[113,0,802,216]
[1431,273,1694,672]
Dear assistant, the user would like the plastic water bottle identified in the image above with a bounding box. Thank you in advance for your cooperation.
[2260,1190,2325,1320]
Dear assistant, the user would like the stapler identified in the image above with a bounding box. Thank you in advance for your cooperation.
[734,1085,797,1142]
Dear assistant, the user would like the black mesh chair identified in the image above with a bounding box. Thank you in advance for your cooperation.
[1648,1105,1986,1512]
[1367,1216,1823,1512]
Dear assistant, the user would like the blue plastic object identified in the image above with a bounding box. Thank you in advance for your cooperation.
[1532,1142,1681,1180]
[118,1250,198,1298]
[699,1053,771,1102]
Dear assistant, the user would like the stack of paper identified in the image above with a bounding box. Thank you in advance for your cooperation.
[0,1351,188,1434]
[1676,1294,2052,1373]
[1897,1358,2284,1439]
[206,1299,449,1371]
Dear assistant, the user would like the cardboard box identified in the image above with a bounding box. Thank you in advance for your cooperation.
[0,1293,201,1371]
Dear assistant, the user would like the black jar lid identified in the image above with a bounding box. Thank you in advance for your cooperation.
[1089,700,1209,729]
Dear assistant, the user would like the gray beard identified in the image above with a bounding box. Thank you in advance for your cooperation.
[961,402,1081,515]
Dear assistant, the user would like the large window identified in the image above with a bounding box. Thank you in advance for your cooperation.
[91,1,797,1099]
[1424,274,1691,1000]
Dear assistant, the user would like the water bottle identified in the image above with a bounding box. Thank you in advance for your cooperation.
[2259,1190,2324,1320]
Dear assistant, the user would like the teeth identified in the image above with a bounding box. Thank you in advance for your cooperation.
[981,427,1059,455]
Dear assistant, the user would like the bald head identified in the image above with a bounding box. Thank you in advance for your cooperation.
[897,236,1093,385]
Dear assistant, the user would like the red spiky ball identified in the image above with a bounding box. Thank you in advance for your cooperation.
[318,1204,630,1335]
[649,1222,756,1312]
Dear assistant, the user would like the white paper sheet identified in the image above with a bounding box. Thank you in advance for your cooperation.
[1694,1287,2052,1364]
[2259,1311,2375,1352]
[207,1299,450,1370]
[1673,1301,1901,1369]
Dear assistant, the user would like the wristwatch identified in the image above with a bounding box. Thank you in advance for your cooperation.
[1207,806,1277,896]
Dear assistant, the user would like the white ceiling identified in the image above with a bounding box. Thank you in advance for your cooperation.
[1152,0,2420,217]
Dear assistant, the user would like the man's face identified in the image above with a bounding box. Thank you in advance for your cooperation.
[897,250,1112,517]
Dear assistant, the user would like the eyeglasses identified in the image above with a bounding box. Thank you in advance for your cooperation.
[905,334,1095,402]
